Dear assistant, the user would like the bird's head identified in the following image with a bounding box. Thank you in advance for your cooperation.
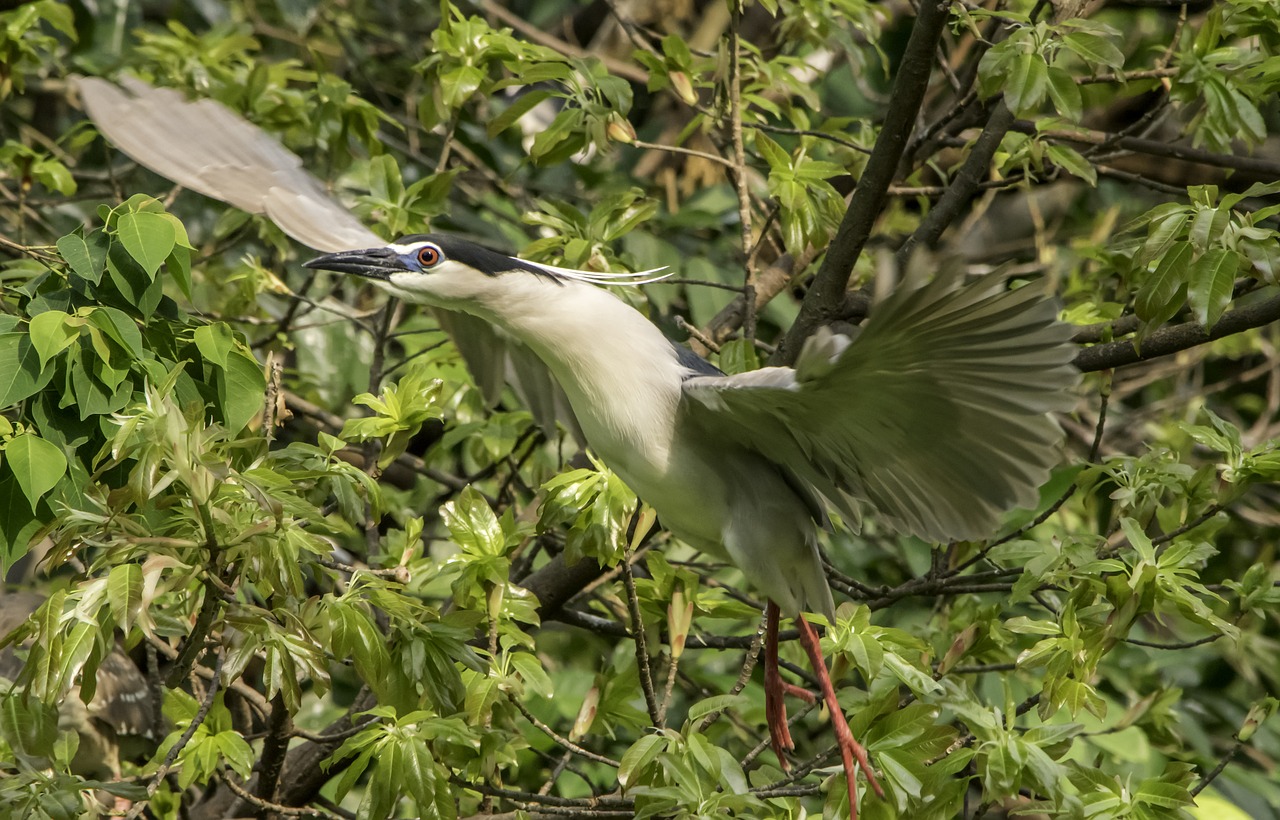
[304,234,669,310]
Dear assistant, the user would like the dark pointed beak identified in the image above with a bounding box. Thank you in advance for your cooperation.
[303,247,407,281]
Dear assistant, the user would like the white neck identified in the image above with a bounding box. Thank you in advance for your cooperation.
[392,271,688,476]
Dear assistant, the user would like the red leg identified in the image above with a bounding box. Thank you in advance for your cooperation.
[764,601,793,767]
[795,614,884,818]
[764,602,817,770]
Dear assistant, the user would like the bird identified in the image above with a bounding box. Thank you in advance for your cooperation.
[1,589,159,811]
[77,75,1080,817]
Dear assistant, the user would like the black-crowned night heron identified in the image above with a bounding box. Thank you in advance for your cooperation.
[78,76,1079,815]
[0,590,158,792]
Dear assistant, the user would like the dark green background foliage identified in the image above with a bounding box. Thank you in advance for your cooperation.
[1,0,1279,818]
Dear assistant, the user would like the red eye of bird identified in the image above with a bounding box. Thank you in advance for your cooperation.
[417,245,441,267]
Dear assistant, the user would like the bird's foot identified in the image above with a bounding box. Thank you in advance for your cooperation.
[764,602,819,769]
[795,614,884,819]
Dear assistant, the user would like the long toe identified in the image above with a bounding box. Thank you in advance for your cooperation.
[795,615,885,818]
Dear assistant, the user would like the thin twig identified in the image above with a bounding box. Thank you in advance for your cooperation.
[1191,734,1247,797]
[509,695,622,768]
[620,547,662,725]
[221,770,338,818]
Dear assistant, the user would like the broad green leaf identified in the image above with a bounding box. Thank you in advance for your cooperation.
[219,349,266,432]
[116,211,177,278]
[0,467,44,570]
[686,693,746,722]
[1045,66,1082,121]
[195,323,234,368]
[618,733,667,788]
[106,244,165,317]
[510,652,554,698]
[1188,248,1238,328]
[107,563,143,634]
[86,307,144,358]
[1188,206,1228,254]
[168,244,193,301]
[1243,239,1280,284]
[4,434,67,510]
[27,310,78,369]
[487,89,554,138]
[1135,241,1191,327]
[1063,31,1125,70]
[0,333,54,407]
[1045,144,1096,186]
[1005,53,1049,116]
[56,229,108,285]
[1135,780,1195,809]
[443,486,505,556]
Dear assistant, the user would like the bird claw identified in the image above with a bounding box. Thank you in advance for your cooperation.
[764,603,883,817]
[795,614,884,818]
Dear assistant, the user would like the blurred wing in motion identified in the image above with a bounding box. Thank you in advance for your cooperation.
[76,76,581,441]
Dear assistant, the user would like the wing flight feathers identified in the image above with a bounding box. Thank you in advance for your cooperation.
[76,76,382,253]
[683,269,1079,542]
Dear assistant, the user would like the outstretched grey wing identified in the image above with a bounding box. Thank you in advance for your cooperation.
[682,270,1079,542]
[76,76,581,441]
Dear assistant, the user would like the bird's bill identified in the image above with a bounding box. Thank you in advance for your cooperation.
[303,248,406,280]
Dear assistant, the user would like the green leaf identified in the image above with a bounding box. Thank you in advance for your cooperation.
[1005,53,1049,115]
[510,652,554,698]
[195,323,234,368]
[86,307,144,359]
[107,563,143,634]
[116,211,177,278]
[443,486,505,556]
[0,333,54,407]
[1135,241,1191,327]
[219,348,266,432]
[1135,780,1195,809]
[1045,66,1082,121]
[487,89,554,138]
[754,132,790,172]
[56,229,108,285]
[1188,248,1238,328]
[686,693,746,721]
[168,244,193,301]
[106,243,165,318]
[618,733,667,788]
[1063,31,1125,70]
[27,310,78,369]
[4,434,67,510]
[1045,143,1096,186]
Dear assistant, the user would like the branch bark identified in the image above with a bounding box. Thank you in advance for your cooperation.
[896,100,1015,265]
[1074,294,1280,372]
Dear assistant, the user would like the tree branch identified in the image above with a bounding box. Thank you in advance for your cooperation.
[1022,122,1280,178]
[772,0,951,365]
[896,100,1015,265]
[1074,294,1280,372]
